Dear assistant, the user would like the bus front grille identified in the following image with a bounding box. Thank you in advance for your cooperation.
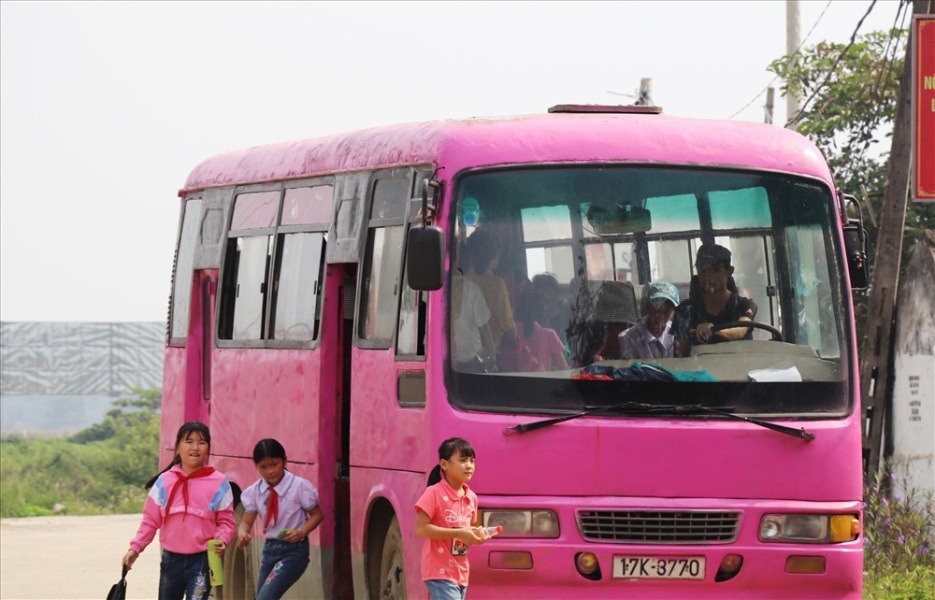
[577,510,741,544]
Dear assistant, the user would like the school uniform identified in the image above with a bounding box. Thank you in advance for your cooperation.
[241,470,320,600]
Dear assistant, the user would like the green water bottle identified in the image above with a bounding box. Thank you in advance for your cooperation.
[206,539,224,587]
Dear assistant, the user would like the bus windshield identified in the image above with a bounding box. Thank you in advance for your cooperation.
[448,166,850,417]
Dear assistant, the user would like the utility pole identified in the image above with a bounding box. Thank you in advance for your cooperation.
[635,78,653,106]
[785,0,803,129]
[860,0,928,479]
[765,87,775,124]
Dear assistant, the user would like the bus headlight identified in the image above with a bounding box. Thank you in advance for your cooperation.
[480,510,560,538]
[759,514,859,543]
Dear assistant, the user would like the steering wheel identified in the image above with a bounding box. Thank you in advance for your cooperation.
[710,320,783,342]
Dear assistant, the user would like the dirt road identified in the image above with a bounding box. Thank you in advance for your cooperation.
[0,514,160,600]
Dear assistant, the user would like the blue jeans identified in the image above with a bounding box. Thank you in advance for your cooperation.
[256,539,310,600]
[425,579,467,600]
[158,550,210,600]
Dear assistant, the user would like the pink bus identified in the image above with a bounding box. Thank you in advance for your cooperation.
[162,105,868,599]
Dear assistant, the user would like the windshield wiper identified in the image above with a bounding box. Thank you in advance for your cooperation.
[678,405,815,442]
[504,402,815,442]
[504,402,687,435]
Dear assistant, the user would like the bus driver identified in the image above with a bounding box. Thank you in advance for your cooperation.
[673,244,757,357]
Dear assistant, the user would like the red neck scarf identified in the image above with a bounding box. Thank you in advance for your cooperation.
[263,487,279,533]
[165,466,215,519]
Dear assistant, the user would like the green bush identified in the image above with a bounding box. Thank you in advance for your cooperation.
[0,388,160,518]
[864,565,935,600]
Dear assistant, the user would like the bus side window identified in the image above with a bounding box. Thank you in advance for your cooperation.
[358,176,408,346]
[397,251,426,357]
[169,197,203,344]
[269,185,334,343]
[218,191,279,341]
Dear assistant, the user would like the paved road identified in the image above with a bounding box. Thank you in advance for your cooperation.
[0,514,160,600]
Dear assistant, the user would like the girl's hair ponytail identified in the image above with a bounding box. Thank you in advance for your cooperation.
[426,437,475,486]
[144,421,211,489]
[427,465,443,486]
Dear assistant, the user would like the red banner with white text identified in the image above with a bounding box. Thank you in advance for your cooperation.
[913,15,935,202]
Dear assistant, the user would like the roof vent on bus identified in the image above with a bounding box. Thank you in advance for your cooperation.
[548,104,663,115]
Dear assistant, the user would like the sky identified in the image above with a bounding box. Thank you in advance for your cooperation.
[0,0,907,322]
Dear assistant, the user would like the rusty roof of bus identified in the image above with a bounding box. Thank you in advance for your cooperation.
[181,111,833,193]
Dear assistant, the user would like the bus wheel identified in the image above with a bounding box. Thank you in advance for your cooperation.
[379,517,407,600]
[217,507,256,599]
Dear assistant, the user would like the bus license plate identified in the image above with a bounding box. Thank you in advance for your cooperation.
[613,556,705,580]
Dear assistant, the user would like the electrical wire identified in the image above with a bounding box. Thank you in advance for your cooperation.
[850,0,909,192]
[726,0,833,120]
[875,0,910,103]
[804,0,907,179]
[843,0,909,113]
[786,0,878,127]
[806,0,906,129]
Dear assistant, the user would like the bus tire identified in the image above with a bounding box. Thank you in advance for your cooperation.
[378,517,407,600]
[217,505,256,600]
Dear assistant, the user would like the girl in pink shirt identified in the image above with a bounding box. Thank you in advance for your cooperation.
[122,421,235,600]
[415,438,491,600]
[499,289,569,372]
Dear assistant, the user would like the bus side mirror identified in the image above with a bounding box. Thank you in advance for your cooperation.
[840,194,869,290]
[843,224,869,290]
[407,226,444,290]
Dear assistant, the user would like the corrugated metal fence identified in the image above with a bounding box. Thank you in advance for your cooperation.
[1,321,164,397]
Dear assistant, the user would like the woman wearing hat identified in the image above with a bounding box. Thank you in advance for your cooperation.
[673,244,757,357]
[618,282,680,360]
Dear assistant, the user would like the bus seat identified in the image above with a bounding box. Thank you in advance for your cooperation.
[591,280,639,328]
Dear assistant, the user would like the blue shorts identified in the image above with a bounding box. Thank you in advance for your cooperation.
[425,579,467,600]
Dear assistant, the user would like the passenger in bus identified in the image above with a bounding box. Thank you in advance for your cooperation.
[123,421,235,600]
[531,273,572,350]
[499,289,568,372]
[415,437,491,600]
[495,251,531,307]
[568,319,607,367]
[673,244,757,357]
[465,227,516,352]
[451,270,497,373]
[619,281,680,360]
[237,438,324,600]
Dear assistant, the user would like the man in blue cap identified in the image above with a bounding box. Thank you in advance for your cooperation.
[618,281,681,360]
[673,243,757,357]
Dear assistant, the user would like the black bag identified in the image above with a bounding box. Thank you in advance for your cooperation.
[105,565,128,600]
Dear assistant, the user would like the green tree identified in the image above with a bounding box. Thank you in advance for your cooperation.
[72,387,162,485]
[769,28,935,337]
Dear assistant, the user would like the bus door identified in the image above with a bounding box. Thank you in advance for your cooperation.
[329,261,356,599]
[326,170,374,599]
